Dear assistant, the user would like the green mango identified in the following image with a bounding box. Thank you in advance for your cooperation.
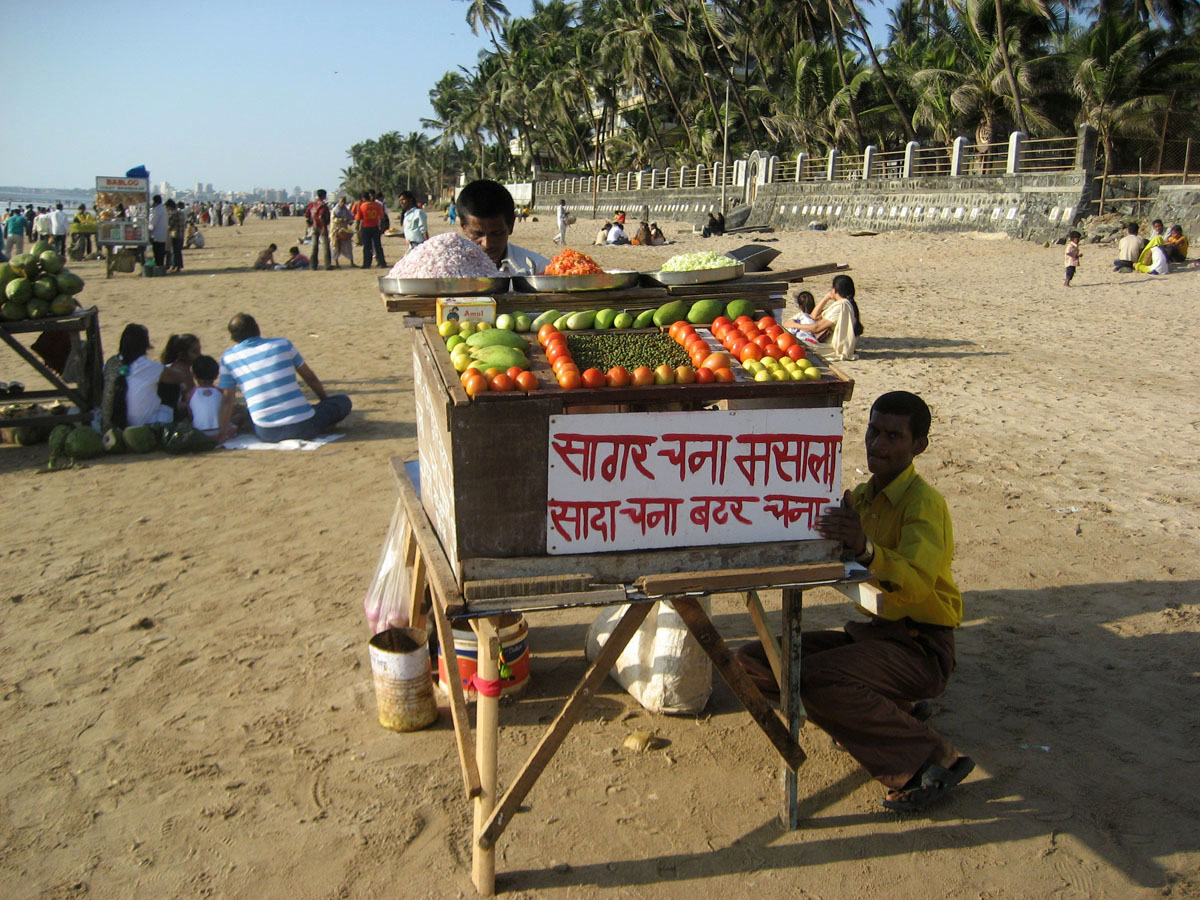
[553,313,572,330]
[633,308,657,328]
[530,309,562,329]
[725,299,756,320]
[652,300,688,328]
[566,310,596,330]
[464,329,529,350]
[594,308,618,329]
[613,312,634,329]
[687,299,725,325]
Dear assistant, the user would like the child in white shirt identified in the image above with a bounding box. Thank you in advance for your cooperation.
[186,355,223,437]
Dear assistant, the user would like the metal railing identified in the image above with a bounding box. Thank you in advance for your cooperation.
[1021,136,1077,172]
[911,146,953,177]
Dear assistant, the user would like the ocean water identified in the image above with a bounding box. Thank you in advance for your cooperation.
[1,189,96,210]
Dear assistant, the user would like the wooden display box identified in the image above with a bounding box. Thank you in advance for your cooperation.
[412,325,853,588]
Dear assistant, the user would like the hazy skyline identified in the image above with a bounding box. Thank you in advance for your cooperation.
[10,0,534,194]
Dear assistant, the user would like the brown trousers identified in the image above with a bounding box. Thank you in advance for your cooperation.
[739,617,956,790]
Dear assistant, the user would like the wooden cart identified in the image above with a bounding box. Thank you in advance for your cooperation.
[0,307,104,428]
[381,286,863,892]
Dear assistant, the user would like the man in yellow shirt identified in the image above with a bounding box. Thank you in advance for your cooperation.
[738,390,973,812]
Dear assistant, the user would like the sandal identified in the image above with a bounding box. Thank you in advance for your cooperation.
[881,756,974,812]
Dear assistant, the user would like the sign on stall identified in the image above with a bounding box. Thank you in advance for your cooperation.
[546,407,843,554]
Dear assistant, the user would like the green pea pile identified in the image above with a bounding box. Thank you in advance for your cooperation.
[566,333,690,371]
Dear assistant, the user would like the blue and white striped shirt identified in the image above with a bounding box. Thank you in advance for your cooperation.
[218,337,314,426]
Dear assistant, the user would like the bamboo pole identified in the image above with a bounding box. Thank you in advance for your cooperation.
[471,617,501,896]
[1185,139,1192,185]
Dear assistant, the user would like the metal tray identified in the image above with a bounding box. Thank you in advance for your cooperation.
[378,275,509,296]
[511,270,640,293]
[642,262,745,286]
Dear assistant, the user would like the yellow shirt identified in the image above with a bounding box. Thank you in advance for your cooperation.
[851,463,962,627]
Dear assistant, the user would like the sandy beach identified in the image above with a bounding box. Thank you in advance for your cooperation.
[2,211,1198,900]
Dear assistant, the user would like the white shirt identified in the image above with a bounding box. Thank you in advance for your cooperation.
[557,205,569,226]
[1148,245,1169,275]
[35,212,52,235]
[125,356,173,427]
[50,209,71,235]
[189,386,223,433]
[149,204,168,241]
[500,242,550,275]
[606,223,626,244]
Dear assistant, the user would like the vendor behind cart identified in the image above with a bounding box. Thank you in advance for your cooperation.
[456,179,549,275]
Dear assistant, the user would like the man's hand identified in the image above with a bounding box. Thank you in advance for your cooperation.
[817,489,867,556]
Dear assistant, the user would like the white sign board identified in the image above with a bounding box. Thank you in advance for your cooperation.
[95,176,149,195]
[546,407,843,554]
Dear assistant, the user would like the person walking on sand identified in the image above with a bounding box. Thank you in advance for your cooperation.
[1064,231,1081,286]
[307,189,332,270]
[737,391,973,813]
[555,199,570,244]
[399,191,428,252]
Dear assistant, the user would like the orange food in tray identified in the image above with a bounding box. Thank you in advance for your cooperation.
[543,248,604,276]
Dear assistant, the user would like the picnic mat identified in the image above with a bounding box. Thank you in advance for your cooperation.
[220,433,345,452]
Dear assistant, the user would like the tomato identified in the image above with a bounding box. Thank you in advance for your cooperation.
[515,370,539,392]
[464,374,489,396]
[712,366,735,383]
[694,366,715,383]
[506,366,525,380]
[491,373,515,392]
[701,352,731,370]
[668,320,689,341]
[764,345,785,359]
[482,367,504,383]
[581,368,607,389]
[674,366,696,384]
[538,324,559,345]
[676,324,696,341]
[711,316,732,331]
[552,358,578,376]
[734,315,754,329]
[557,370,582,390]
[684,333,706,351]
[727,336,749,357]
[753,334,775,351]
[606,366,631,387]
[712,323,731,342]
[757,316,777,330]
[786,344,807,361]
[776,333,798,351]
[738,343,763,362]
[764,325,784,339]
[460,366,482,387]
[631,365,655,386]
[689,346,710,366]
[547,343,569,363]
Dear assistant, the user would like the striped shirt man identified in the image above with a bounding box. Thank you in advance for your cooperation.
[218,337,314,426]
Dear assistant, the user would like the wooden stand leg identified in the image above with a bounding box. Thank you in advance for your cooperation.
[780,587,806,828]
[744,590,783,687]
[471,616,501,896]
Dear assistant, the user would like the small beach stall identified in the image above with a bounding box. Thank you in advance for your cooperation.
[374,244,858,894]
[93,173,152,278]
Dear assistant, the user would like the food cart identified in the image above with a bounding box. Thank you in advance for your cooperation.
[381,261,858,895]
[93,175,152,278]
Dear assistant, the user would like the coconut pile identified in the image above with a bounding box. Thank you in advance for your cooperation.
[387,233,500,279]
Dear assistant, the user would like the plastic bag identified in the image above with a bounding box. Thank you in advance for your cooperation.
[363,501,412,634]
[585,599,712,714]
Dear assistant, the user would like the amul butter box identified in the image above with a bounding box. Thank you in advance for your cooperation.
[436,297,496,326]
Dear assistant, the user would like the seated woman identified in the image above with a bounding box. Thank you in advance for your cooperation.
[593,222,611,245]
[794,274,862,361]
[158,333,200,415]
[631,222,652,245]
[649,223,667,245]
[101,324,189,431]
[1164,225,1188,262]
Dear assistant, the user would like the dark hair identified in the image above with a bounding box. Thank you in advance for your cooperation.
[160,333,198,364]
[399,190,416,204]
[1127,222,1139,234]
[456,179,515,225]
[316,188,327,199]
[191,354,219,382]
[832,274,856,300]
[1068,230,1081,241]
[153,195,162,204]
[268,243,277,250]
[1152,219,1163,228]
[112,324,151,428]
[228,313,260,342]
[871,391,932,441]
[288,246,299,255]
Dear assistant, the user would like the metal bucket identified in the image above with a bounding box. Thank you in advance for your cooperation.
[368,627,438,731]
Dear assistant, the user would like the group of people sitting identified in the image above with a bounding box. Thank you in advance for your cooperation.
[253,243,311,270]
[1113,218,1189,275]
[595,212,668,246]
[789,274,863,362]
[101,315,351,445]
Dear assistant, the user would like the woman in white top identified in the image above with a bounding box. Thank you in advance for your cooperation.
[805,275,862,361]
[102,324,188,430]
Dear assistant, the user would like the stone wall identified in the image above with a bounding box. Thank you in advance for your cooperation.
[534,174,1200,243]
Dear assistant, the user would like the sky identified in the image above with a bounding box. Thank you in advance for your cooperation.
[6,0,535,194]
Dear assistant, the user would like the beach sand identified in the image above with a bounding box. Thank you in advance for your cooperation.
[2,212,1198,900]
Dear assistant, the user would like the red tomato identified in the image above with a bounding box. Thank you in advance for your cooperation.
[786,344,807,361]
[538,324,559,345]
[676,324,696,341]
[738,343,763,362]
[776,333,798,351]
[674,366,696,384]
[606,366,631,387]
[694,366,715,383]
[547,343,569,363]
[764,345,785,359]
[464,374,489,396]
[631,366,655,386]
[689,345,710,366]
[712,323,731,342]
[684,333,706,351]
[557,370,582,389]
[765,325,784,339]
[712,367,735,383]
[701,352,731,370]
[668,320,688,341]
[581,368,607,389]
[491,374,515,392]
[733,315,754,329]
[727,336,749,356]
[552,359,578,376]
[711,316,733,330]
[482,367,504,383]
[757,316,777,330]
[753,334,775,351]
[460,367,482,387]
[506,366,525,380]
[515,371,539,392]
